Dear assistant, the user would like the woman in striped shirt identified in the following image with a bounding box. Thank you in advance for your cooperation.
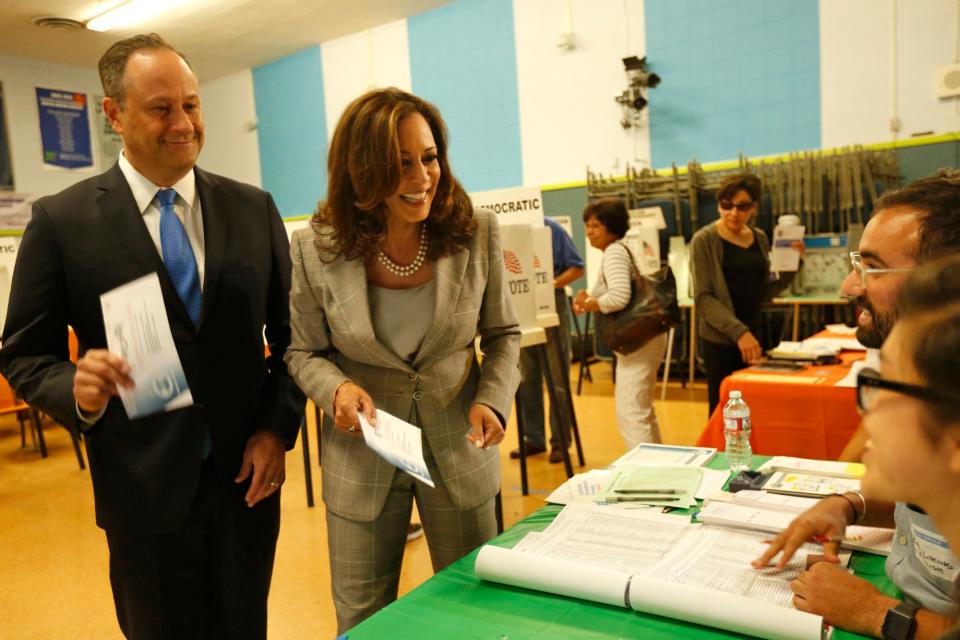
[573,198,667,449]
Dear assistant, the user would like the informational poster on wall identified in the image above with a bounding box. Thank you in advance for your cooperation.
[628,206,667,230]
[0,192,36,232]
[36,87,94,170]
[0,236,20,331]
[470,185,544,227]
[93,95,123,169]
[497,222,537,329]
[0,83,13,189]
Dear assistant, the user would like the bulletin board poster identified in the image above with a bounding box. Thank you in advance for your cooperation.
[36,87,94,170]
[0,83,13,189]
[93,94,122,168]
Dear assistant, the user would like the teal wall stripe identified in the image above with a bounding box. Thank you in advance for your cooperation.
[408,0,523,191]
[252,45,327,217]
[645,0,821,167]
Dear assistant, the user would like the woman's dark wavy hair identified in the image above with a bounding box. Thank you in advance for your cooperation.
[312,88,475,262]
[582,198,629,239]
[897,253,960,429]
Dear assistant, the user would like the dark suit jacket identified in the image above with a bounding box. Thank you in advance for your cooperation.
[0,163,304,534]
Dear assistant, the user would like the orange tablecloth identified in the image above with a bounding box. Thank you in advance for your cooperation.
[695,343,864,460]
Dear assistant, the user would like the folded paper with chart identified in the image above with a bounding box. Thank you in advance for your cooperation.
[763,471,861,498]
[700,494,894,556]
[475,504,829,640]
[758,456,866,479]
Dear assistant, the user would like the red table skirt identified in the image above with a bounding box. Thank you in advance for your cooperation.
[695,351,864,460]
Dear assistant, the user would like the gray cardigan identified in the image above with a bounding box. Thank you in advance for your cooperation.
[689,221,795,345]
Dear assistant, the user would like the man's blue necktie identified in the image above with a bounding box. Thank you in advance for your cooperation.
[157,189,201,325]
[157,189,210,458]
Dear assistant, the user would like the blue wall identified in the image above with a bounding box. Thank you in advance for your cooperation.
[252,46,327,217]
[645,0,821,167]
[408,0,523,191]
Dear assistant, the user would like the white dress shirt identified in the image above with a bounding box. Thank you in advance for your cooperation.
[118,151,206,286]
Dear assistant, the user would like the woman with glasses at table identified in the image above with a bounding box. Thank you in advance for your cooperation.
[690,173,802,414]
[752,255,960,639]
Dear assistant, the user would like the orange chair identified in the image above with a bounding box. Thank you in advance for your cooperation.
[0,374,45,455]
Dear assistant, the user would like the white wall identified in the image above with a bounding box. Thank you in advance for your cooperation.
[820,0,960,148]
[513,0,649,187]
[199,69,262,187]
[321,19,413,139]
[0,55,104,196]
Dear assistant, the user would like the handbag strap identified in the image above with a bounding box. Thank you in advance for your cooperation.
[600,241,638,287]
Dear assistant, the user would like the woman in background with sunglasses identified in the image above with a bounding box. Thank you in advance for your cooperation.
[690,173,800,413]
[752,255,960,638]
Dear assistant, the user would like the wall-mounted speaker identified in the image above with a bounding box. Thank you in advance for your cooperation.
[936,63,960,99]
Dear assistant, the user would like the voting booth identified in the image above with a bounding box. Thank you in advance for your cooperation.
[471,186,585,484]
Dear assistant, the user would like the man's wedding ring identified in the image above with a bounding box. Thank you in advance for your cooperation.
[269,481,279,487]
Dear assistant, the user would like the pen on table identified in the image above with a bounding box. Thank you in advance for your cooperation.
[607,496,680,502]
[614,489,680,495]
[811,534,861,544]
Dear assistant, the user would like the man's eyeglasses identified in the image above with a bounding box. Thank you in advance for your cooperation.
[719,200,754,213]
[848,251,914,281]
[856,367,945,413]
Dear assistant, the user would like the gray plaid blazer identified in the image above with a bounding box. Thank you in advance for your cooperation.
[285,209,521,521]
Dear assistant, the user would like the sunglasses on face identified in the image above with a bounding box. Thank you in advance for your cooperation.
[719,200,754,213]
[856,367,945,413]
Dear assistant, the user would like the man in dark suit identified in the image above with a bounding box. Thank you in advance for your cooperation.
[0,33,304,639]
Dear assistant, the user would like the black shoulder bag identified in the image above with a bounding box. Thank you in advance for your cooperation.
[595,244,681,355]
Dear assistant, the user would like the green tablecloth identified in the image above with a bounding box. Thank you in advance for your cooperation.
[346,456,900,639]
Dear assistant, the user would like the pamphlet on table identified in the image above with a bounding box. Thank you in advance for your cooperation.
[610,443,716,468]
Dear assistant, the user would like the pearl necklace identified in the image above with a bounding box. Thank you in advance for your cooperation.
[377,225,428,277]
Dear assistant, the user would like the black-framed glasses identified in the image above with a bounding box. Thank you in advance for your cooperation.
[719,200,754,213]
[848,251,914,281]
[856,367,945,412]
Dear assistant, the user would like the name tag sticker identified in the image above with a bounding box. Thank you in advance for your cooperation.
[910,522,960,582]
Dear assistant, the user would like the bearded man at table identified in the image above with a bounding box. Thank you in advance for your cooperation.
[0,34,303,639]
[838,170,960,461]
[753,170,960,640]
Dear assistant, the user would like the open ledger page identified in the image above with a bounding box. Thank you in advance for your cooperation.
[475,504,826,640]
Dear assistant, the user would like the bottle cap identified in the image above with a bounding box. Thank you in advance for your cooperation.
[729,390,741,399]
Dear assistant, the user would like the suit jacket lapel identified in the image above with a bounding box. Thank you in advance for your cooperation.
[95,164,194,329]
[413,247,469,369]
[195,168,225,328]
[325,255,412,372]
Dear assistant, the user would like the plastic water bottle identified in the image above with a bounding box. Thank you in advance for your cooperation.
[723,390,753,472]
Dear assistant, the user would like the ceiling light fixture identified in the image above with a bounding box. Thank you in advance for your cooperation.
[86,0,186,32]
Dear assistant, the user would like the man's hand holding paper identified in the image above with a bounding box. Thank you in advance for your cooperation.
[73,348,134,416]
[99,273,194,419]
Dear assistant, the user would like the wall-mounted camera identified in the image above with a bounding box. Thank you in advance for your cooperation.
[615,55,661,129]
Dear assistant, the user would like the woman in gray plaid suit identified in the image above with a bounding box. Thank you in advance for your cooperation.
[285,88,521,633]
